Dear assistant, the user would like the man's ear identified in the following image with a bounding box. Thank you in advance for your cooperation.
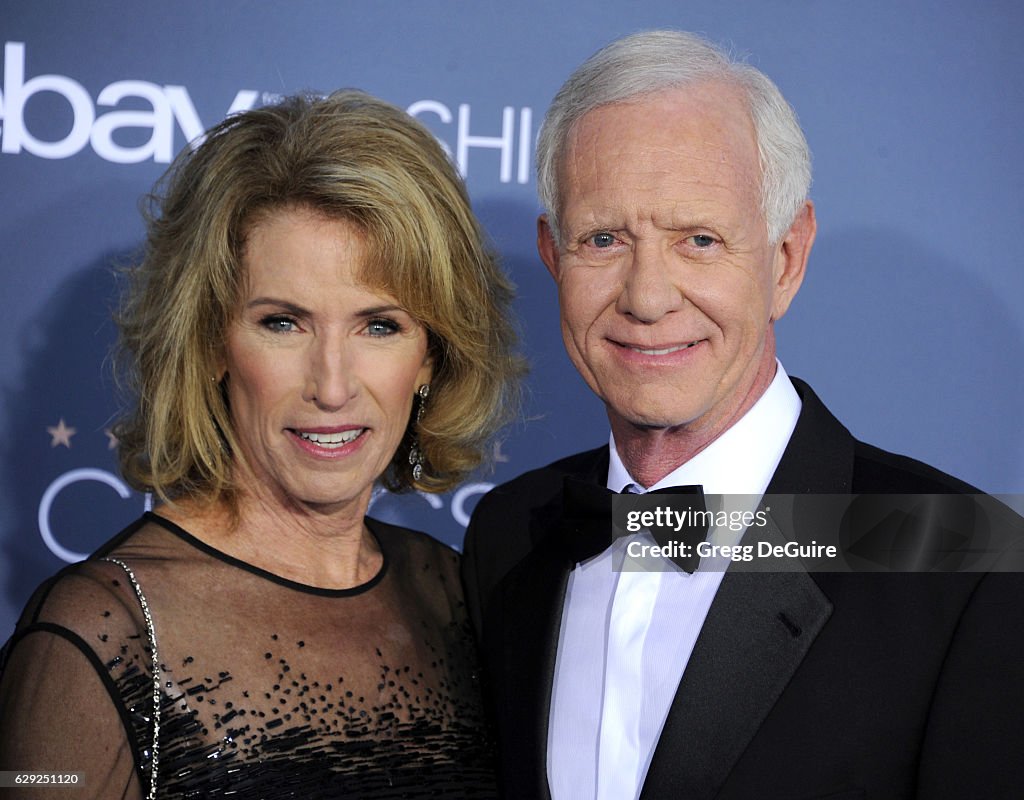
[537,214,561,281]
[771,200,816,321]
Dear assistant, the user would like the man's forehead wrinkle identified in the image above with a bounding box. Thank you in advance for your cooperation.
[569,95,758,165]
[558,95,763,243]
[562,159,756,230]
[565,144,743,195]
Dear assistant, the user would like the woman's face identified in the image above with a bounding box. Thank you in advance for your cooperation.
[223,207,433,516]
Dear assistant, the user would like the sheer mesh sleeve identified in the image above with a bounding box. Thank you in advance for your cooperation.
[0,565,149,799]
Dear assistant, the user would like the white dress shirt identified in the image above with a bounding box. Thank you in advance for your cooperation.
[547,363,802,800]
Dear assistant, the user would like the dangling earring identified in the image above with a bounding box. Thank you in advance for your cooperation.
[408,384,430,481]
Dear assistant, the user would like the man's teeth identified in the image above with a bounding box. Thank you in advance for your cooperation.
[631,341,699,356]
[299,429,363,448]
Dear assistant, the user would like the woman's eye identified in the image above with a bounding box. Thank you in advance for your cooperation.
[588,232,617,248]
[261,316,298,333]
[689,234,716,248]
[367,318,400,337]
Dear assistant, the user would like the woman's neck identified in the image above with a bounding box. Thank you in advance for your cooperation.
[154,490,383,590]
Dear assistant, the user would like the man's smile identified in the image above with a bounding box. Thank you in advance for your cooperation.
[614,339,703,356]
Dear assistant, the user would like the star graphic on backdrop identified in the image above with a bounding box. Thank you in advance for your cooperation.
[105,428,119,450]
[493,440,509,463]
[47,418,77,448]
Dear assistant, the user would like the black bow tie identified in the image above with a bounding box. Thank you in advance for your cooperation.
[561,477,707,572]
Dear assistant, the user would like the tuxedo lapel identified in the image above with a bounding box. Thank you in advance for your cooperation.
[768,378,855,495]
[497,450,614,798]
[639,379,850,798]
[491,496,576,799]
[472,447,611,799]
[640,514,833,799]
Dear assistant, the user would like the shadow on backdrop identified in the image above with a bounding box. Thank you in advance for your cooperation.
[779,226,1024,494]
[1,256,146,623]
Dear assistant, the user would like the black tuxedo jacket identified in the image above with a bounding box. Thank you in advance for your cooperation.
[463,379,1023,799]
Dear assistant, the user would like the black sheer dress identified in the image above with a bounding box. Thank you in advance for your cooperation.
[0,513,497,799]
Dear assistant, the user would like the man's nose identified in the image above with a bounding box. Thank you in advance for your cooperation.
[303,335,358,411]
[615,242,685,322]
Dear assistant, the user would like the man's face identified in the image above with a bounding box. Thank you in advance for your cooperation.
[539,83,813,438]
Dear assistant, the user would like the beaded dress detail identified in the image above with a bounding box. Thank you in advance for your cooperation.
[0,513,497,798]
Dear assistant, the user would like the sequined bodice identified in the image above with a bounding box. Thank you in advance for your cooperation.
[0,513,497,798]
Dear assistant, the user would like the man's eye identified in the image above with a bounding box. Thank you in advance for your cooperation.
[690,234,716,248]
[367,318,400,337]
[588,232,617,248]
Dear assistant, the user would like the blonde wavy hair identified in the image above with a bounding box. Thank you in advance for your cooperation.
[115,90,523,507]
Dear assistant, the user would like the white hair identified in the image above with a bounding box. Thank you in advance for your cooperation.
[536,30,812,245]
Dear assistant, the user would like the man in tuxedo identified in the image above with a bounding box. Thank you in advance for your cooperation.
[462,30,1023,799]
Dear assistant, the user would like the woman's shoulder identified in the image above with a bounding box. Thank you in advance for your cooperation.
[0,557,151,722]
[365,516,465,597]
[367,515,460,564]
[6,514,178,649]
[364,517,475,637]
[11,555,141,644]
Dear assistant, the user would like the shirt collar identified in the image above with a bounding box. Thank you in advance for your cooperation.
[606,361,801,496]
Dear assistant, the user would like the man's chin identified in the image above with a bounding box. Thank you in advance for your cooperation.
[605,403,705,433]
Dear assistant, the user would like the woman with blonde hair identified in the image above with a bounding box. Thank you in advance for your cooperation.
[0,90,520,798]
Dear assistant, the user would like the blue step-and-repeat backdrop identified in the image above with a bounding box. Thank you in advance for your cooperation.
[2,1,1022,636]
